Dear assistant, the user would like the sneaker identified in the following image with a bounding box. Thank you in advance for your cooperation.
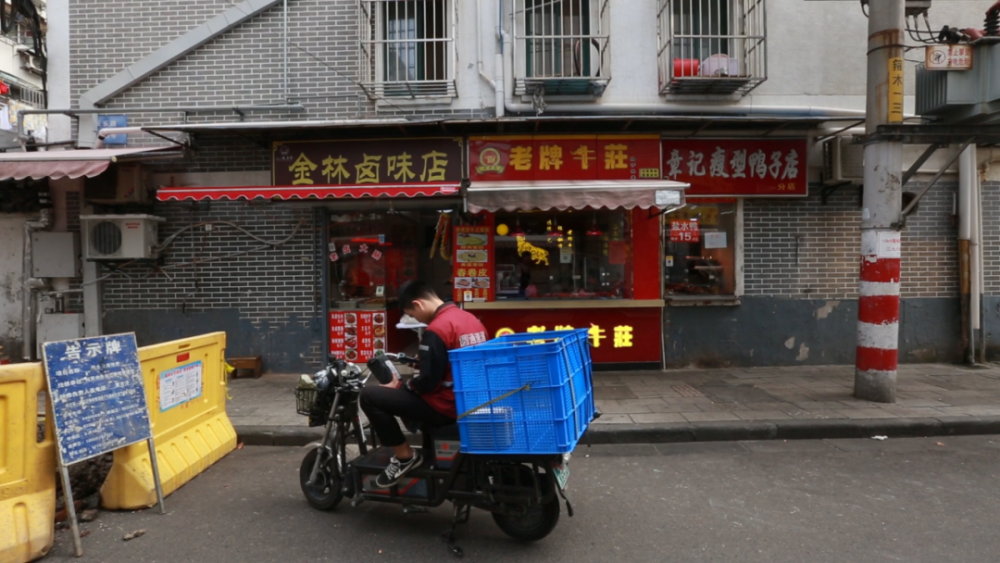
[375,452,422,488]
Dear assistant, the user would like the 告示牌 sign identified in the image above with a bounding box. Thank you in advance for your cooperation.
[42,334,152,466]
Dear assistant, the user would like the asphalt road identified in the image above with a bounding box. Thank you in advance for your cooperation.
[46,436,1000,563]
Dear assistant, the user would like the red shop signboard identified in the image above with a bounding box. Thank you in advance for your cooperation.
[471,308,661,364]
[661,139,808,197]
[469,135,662,182]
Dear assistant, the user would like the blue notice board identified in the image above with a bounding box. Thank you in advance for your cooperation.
[42,333,152,466]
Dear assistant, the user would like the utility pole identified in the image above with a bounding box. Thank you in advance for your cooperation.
[855,0,905,403]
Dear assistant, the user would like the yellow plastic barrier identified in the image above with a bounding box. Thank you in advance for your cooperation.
[101,332,236,510]
[0,363,55,563]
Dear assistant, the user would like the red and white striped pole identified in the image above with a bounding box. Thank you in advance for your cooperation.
[856,230,900,402]
[856,0,904,402]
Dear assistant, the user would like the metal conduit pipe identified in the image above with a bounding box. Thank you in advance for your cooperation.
[283,0,289,102]
[21,208,50,361]
[17,104,306,141]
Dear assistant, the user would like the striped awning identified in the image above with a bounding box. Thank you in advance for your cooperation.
[155,183,461,201]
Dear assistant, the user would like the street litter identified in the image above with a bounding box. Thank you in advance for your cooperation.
[872,436,888,440]
[123,529,146,541]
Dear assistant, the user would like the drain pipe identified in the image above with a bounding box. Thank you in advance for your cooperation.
[21,208,51,361]
[959,144,976,364]
[976,160,986,363]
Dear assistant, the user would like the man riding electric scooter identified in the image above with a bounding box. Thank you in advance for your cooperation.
[359,280,488,488]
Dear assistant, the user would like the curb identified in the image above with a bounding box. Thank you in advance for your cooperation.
[234,416,1000,447]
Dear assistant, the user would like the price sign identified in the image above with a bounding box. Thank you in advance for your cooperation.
[670,219,700,243]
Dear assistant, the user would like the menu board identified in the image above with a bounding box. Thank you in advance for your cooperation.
[453,225,494,303]
[329,310,388,363]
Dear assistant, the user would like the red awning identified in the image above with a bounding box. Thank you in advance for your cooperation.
[156,183,461,202]
[0,147,182,181]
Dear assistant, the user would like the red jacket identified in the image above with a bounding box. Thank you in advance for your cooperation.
[406,303,488,418]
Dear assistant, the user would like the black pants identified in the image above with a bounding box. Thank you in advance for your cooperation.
[359,386,454,448]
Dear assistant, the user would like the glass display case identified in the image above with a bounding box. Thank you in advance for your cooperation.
[492,208,632,300]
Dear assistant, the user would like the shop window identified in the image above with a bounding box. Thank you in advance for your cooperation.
[512,0,611,96]
[664,202,737,296]
[359,0,456,99]
[328,212,420,306]
[493,209,631,300]
[657,0,767,96]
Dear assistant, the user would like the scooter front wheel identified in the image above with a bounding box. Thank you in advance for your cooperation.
[299,448,344,511]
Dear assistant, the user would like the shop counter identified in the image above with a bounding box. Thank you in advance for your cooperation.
[464,299,665,310]
[463,301,663,365]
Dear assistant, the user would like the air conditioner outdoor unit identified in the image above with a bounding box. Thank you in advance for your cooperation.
[80,214,164,260]
[822,136,864,186]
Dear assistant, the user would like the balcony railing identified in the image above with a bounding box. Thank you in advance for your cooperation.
[512,0,611,97]
[359,0,457,100]
[657,0,766,96]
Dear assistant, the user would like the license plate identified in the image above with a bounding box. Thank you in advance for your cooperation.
[553,464,570,490]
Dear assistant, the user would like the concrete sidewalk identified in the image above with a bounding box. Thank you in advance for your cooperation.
[226,363,1000,446]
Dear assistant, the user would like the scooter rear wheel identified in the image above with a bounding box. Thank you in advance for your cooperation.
[491,473,561,542]
[299,448,344,511]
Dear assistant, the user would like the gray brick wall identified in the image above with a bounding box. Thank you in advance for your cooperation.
[69,0,493,135]
[101,201,318,321]
[744,183,958,300]
[99,201,324,369]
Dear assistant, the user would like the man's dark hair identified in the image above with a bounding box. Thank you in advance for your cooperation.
[398,280,438,311]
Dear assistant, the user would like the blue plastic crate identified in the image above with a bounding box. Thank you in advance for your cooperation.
[450,329,594,454]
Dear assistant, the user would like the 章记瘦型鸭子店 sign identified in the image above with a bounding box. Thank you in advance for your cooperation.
[662,138,809,198]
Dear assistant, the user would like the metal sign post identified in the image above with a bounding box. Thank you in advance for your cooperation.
[42,333,165,556]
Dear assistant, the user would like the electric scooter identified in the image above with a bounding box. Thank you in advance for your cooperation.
[295,354,574,556]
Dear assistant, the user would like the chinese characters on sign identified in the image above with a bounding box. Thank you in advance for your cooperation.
[474,308,662,364]
[330,311,387,363]
[502,324,635,349]
[888,57,905,123]
[661,139,808,197]
[469,135,662,182]
[159,361,203,412]
[454,226,495,303]
[273,138,463,187]
[41,334,153,465]
[670,219,701,242]
[925,44,972,71]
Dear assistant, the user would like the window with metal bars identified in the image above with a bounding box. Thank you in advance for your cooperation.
[359,0,456,100]
[512,0,611,97]
[657,0,766,96]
